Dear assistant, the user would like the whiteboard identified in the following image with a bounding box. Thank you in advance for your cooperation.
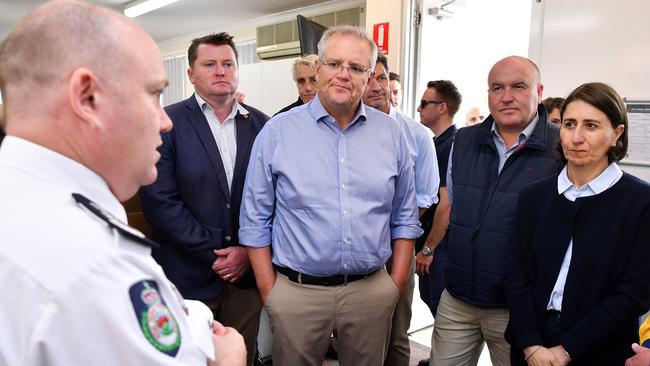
[530,0,650,179]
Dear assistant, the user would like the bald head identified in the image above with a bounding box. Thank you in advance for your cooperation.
[0,0,143,108]
[466,106,484,126]
[0,0,172,201]
[488,56,541,86]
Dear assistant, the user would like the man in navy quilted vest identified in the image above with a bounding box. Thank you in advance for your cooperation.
[430,56,561,366]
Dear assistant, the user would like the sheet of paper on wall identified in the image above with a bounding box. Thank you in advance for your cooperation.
[623,100,650,166]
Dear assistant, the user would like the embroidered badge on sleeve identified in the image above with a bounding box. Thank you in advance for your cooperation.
[129,280,181,356]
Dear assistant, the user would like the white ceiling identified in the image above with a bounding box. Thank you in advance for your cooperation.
[0,0,335,43]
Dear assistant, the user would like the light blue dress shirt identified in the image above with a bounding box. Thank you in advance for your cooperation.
[389,106,439,208]
[239,95,423,276]
[447,115,539,203]
[547,162,623,310]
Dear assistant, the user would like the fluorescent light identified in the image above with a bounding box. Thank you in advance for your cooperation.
[124,0,180,18]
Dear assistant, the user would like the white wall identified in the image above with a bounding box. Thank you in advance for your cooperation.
[530,0,650,181]
[414,0,532,125]
[239,57,298,116]
[365,0,404,73]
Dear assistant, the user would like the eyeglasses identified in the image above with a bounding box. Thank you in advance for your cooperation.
[420,99,444,109]
[320,60,372,76]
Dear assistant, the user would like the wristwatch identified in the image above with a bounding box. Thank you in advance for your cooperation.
[421,246,433,256]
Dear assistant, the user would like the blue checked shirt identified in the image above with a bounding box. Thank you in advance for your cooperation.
[239,95,423,276]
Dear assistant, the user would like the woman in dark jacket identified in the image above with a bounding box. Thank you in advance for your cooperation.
[505,82,650,366]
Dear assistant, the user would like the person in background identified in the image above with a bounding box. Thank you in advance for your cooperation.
[139,32,269,366]
[431,56,561,366]
[0,1,244,365]
[543,97,565,125]
[465,105,485,126]
[235,90,246,103]
[240,25,422,366]
[414,80,462,366]
[389,71,403,110]
[275,54,319,115]
[505,82,650,366]
[362,52,439,366]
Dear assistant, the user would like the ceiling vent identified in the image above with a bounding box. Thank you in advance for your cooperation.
[256,6,365,60]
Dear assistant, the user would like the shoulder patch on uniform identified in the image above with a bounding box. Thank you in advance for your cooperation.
[72,193,159,249]
[129,280,181,357]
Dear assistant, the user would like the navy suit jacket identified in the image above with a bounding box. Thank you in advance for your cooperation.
[505,173,650,365]
[140,95,268,300]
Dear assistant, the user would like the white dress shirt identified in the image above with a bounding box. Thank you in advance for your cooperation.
[195,93,248,192]
[546,163,623,310]
[0,136,214,365]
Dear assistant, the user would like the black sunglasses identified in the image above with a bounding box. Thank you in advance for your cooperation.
[420,99,444,109]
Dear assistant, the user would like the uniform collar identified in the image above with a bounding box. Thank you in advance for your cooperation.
[0,136,127,222]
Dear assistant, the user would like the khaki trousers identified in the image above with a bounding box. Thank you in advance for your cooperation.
[204,284,262,366]
[265,268,400,366]
[384,254,416,366]
[431,289,510,366]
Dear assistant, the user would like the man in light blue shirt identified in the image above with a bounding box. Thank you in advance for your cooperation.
[362,52,438,366]
[239,25,422,366]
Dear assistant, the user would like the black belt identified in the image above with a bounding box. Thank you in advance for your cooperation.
[275,266,379,286]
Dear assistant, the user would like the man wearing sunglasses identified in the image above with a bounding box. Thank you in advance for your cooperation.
[240,26,422,366]
[414,80,462,366]
[362,53,438,366]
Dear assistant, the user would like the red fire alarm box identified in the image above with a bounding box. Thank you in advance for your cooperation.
[373,22,389,54]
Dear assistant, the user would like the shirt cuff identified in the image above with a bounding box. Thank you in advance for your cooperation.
[416,194,437,208]
[238,227,272,248]
[391,225,424,240]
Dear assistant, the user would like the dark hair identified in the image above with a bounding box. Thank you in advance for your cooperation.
[375,53,389,74]
[426,80,462,117]
[556,82,628,164]
[389,72,400,83]
[188,32,238,68]
[543,97,565,114]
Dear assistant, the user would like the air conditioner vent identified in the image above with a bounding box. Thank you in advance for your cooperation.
[256,6,364,60]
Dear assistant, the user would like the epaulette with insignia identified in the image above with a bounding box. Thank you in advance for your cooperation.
[72,193,159,249]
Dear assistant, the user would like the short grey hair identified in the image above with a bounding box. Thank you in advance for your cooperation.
[317,25,377,70]
[292,54,318,81]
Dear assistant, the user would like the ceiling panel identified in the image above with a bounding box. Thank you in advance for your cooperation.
[0,0,331,42]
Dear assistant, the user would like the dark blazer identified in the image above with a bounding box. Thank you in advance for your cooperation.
[505,172,650,365]
[139,95,268,300]
[274,97,303,116]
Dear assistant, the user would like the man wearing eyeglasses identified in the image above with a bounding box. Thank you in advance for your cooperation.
[362,53,439,366]
[240,25,422,366]
[430,56,561,366]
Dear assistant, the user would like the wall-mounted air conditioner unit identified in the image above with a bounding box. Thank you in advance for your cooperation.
[256,6,365,60]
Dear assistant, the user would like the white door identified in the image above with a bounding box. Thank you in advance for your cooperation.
[411,0,533,126]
